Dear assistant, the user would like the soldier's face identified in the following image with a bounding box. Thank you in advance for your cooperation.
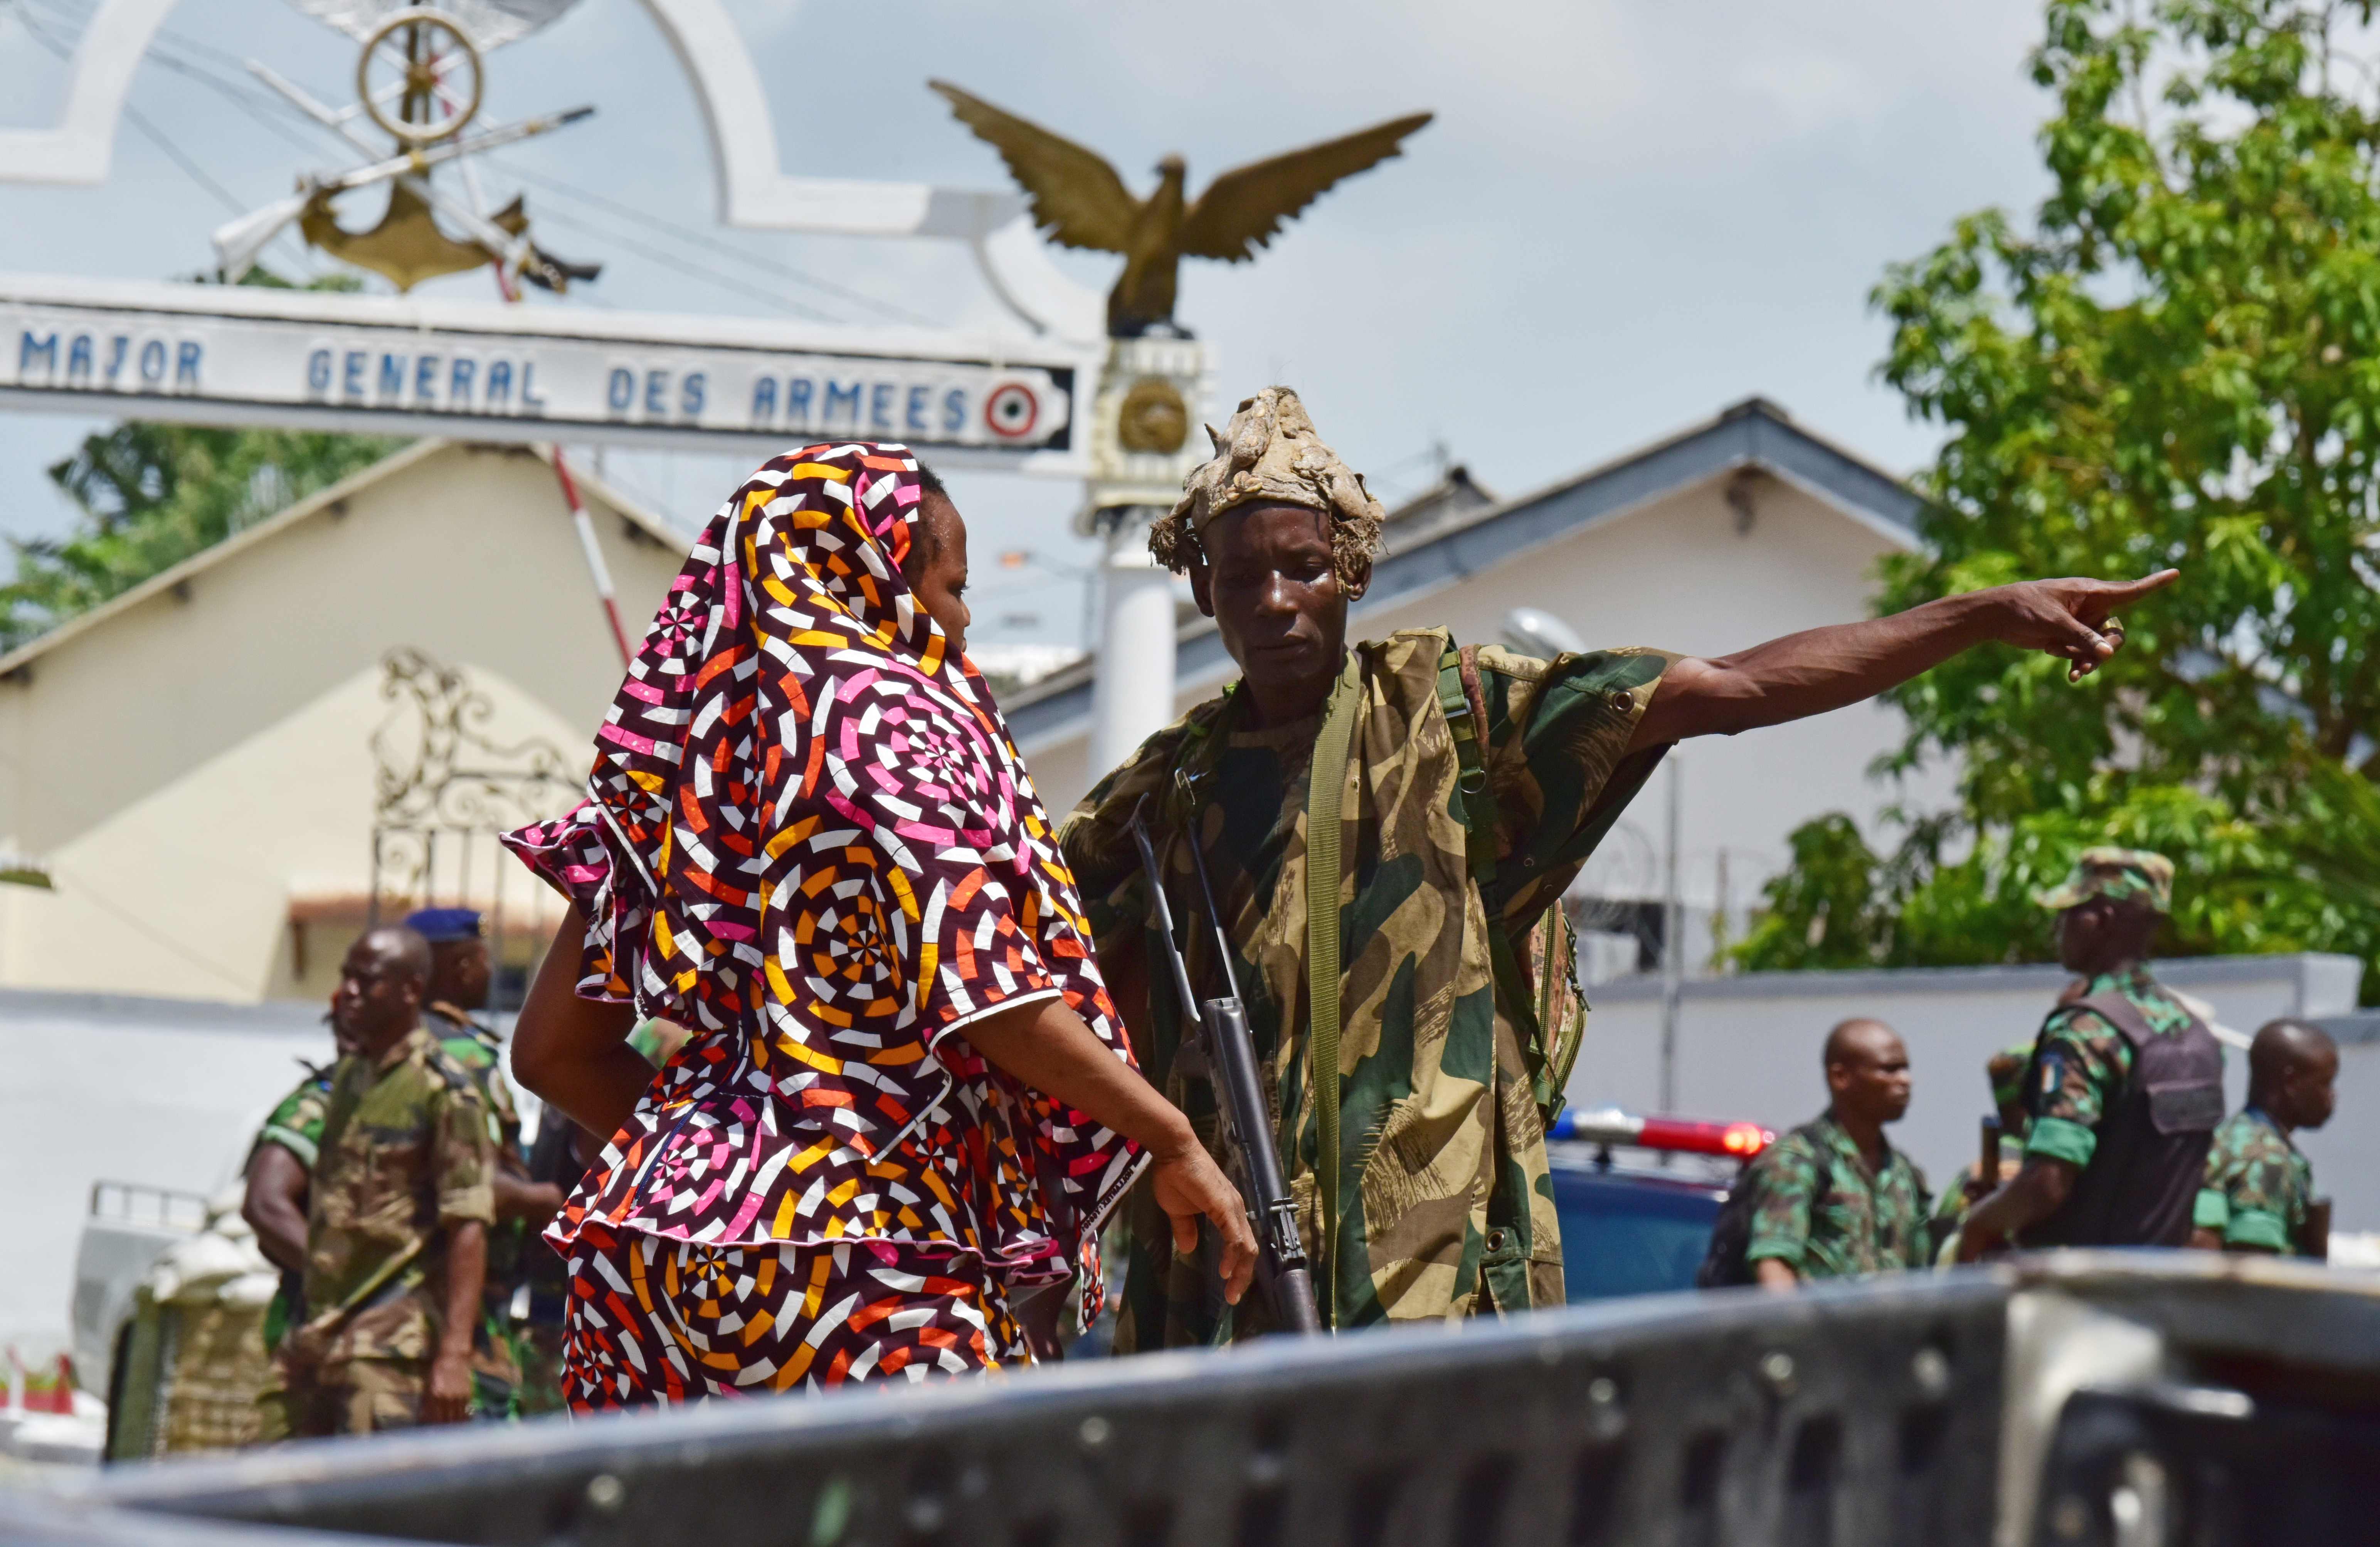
[1189,502,1371,720]
[2056,896,2156,971]
[432,939,492,1010]
[333,939,424,1048]
[1829,1032,1912,1124]
[2289,1048,2340,1130]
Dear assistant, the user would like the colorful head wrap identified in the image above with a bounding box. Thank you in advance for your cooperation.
[503,442,1144,1306]
[2035,847,2175,913]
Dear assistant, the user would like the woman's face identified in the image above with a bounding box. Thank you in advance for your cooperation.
[907,490,972,655]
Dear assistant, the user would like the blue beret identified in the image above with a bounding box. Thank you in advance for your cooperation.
[404,907,484,943]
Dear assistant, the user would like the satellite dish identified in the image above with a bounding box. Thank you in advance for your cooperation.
[285,0,582,52]
[1502,606,1586,660]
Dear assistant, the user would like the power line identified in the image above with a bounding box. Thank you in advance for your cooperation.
[15,0,947,327]
[482,155,940,327]
[518,202,848,323]
[10,0,325,276]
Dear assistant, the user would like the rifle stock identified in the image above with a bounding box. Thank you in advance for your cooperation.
[1129,800,1324,1335]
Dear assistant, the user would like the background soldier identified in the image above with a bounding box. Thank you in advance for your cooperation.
[257,926,497,1438]
[239,1055,340,1366]
[1957,849,2225,1259]
[1062,386,2172,1342]
[2192,1018,2338,1256]
[1928,1044,2030,1261]
[1739,1019,1931,1290]
[402,907,562,1418]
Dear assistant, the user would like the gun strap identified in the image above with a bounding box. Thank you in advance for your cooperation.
[1304,650,1362,1331]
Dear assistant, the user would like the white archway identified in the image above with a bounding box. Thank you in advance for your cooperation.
[0,0,1102,335]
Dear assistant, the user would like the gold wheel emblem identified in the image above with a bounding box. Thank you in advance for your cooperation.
[1117,377,1189,455]
[358,9,485,146]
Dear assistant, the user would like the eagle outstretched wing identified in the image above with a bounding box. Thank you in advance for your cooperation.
[1179,112,1433,263]
[928,81,1140,254]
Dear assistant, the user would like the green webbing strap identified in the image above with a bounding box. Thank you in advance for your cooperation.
[1305,650,1363,1330]
[1438,646,1557,1108]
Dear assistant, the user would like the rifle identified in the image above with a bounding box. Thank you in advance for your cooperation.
[1128,796,1325,1335]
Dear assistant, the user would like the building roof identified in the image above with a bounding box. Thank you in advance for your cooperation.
[1003,396,1927,748]
[0,441,683,681]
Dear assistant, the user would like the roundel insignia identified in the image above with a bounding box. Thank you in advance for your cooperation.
[984,382,1041,441]
[1117,376,1189,454]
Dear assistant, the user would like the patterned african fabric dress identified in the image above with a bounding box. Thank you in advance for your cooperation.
[503,443,1145,1410]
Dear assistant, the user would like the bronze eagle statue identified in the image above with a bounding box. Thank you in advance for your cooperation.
[929,81,1432,337]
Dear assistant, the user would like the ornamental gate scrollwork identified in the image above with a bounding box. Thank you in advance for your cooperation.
[367,647,582,998]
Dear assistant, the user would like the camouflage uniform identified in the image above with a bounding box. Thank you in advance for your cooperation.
[1061,628,1670,1344]
[424,1002,536,1417]
[248,1066,337,1354]
[1927,1044,2033,1261]
[2017,849,2225,1248]
[2022,965,2204,1171]
[257,1024,498,1439]
[2195,1108,2314,1254]
[1742,1115,1931,1279]
[1929,1135,2024,1264]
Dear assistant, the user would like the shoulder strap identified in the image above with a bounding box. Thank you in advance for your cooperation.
[1305,650,1364,1331]
[1437,644,1568,1107]
[1437,645,1500,890]
[2071,989,2166,1049]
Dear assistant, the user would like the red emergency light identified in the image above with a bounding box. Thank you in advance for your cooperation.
[1551,1108,1775,1158]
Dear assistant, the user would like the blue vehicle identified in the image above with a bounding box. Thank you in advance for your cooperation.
[1547,1108,1774,1302]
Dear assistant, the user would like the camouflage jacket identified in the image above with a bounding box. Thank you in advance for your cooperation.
[252,1065,338,1171]
[1060,628,1670,1344]
[426,1003,522,1156]
[301,1024,496,1369]
[2023,966,2205,1170]
[2194,1108,2313,1254]
[252,1063,339,1351]
[1742,1114,1932,1279]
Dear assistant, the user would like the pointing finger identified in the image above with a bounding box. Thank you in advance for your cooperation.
[2102,568,2180,603]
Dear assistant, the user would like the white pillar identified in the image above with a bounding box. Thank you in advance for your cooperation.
[1087,510,1177,775]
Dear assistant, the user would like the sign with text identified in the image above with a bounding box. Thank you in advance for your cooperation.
[0,274,1087,473]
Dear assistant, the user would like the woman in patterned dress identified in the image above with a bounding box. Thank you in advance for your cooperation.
[504,444,1251,1409]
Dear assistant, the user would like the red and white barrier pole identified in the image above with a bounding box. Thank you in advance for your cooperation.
[491,261,631,667]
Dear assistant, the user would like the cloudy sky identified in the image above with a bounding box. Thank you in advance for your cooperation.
[1,0,2052,645]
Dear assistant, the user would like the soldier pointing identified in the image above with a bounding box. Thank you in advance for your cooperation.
[1060,387,2178,1342]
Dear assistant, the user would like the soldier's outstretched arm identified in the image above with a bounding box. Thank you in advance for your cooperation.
[1626,571,2179,751]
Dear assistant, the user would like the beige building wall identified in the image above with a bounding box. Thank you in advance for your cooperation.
[0,441,688,1002]
[1016,470,1956,925]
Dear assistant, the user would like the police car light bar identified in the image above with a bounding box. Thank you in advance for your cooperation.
[1551,1107,1774,1158]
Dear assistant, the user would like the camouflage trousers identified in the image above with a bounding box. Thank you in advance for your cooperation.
[255,1357,426,1440]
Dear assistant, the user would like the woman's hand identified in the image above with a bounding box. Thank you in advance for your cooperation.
[1147,1135,1258,1306]
[959,993,1256,1303]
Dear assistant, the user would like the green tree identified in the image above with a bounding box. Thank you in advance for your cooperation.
[1736,0,2380,999]
[1,273,405,652]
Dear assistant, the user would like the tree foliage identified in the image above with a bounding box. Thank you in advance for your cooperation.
[1736,0,2380,999]
[0,274,405,653]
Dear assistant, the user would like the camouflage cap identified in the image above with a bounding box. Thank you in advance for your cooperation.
[2035,847,2174,913]
[1172,386,1383,537]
